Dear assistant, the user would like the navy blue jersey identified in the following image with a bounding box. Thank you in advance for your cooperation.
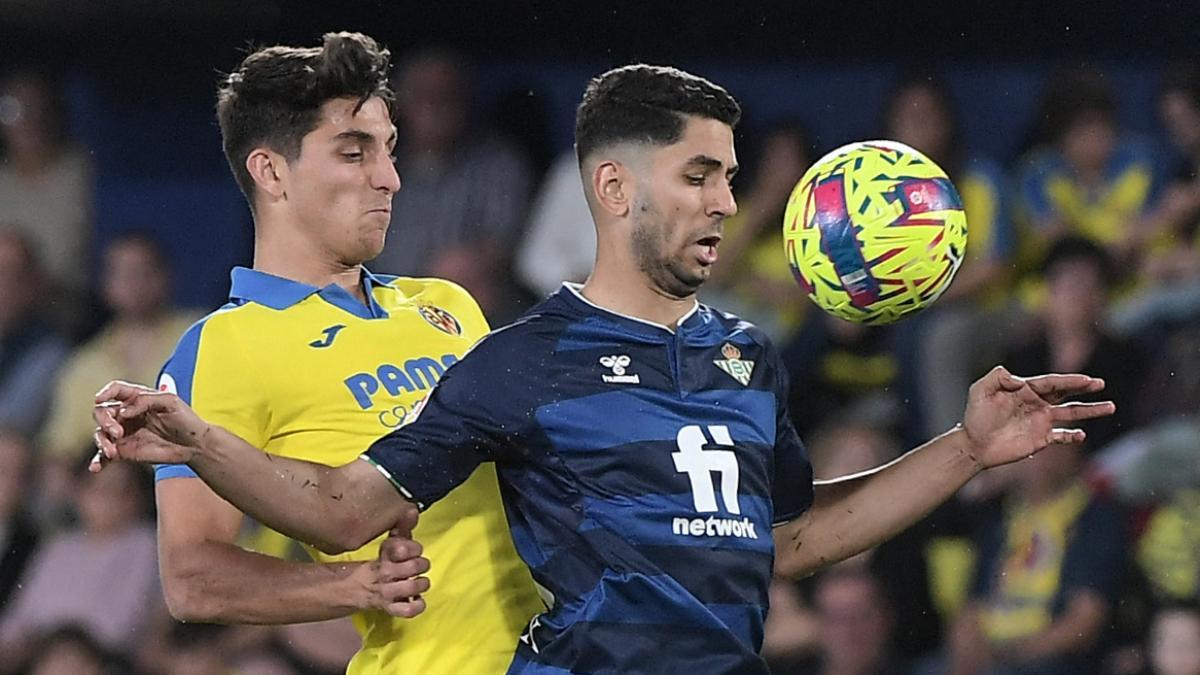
[363,284,814,674]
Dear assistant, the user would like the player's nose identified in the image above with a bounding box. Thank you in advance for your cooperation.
[374,154,401,194]
[708,181,737,218]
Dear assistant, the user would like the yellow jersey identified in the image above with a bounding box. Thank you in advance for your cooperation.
[154,267,541,674]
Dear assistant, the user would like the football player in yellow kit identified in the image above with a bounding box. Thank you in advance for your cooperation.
[142,32,541,674]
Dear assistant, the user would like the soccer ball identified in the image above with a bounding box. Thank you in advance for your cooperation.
[782,140,967,325]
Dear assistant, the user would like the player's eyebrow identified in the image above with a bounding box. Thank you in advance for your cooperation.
[334,128,397,149]
[686,154,739,178]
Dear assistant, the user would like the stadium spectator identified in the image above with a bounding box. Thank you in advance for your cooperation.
[1000,236,1146,452]
[1146,604,1200,675]
[0,70,93,298]
[515,150,596,299]
[947,443,1126,675]
[876,76,1020,439]
[1137,489,1200,604]
[704,121,814,342]
[1109,66,1200,336]
[0,430,38,613]
[372,47,534,321]
[38,233,197,462]
[14,626,126,675]
[764,421,946,668]
[1014,69,1158,273]
[0,462,161,667]
[768,566,909,675]
[0,228,68,436]
[782,312,908,440]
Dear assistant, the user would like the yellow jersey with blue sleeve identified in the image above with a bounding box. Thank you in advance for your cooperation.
[154,267,541,674]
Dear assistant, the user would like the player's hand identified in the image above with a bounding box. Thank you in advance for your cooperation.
[961,366,1115,470]
[371,507,430,618]
[91,380,211,472]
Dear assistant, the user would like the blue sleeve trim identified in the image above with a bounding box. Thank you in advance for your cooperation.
[159,312,220,405]
[154,464,198,481]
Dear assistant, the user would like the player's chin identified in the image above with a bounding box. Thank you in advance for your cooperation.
[358,227,388,260]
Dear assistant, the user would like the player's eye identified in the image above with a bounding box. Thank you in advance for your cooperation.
[343,151,364,162]
[685,175,706,185]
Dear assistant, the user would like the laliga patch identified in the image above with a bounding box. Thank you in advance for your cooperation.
[713,343,754,386]
[157,372,178,394]
[418,304,462,336]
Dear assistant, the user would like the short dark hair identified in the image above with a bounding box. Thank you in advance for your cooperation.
[1036,69,1117,146]
[216,31,394,205]
[575,64,741,164]
[1041,235,1117,289]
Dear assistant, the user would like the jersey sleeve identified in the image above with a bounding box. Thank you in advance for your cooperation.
[361,330,525,510]
[764,336,814,525]
[154,312,270,481]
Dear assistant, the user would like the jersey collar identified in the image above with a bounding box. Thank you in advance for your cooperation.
[559,282,703,337]
[229,266,390,319]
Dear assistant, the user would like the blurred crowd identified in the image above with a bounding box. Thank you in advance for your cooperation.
[1,51,1199,675]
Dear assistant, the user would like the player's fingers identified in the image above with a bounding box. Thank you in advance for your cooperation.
[92,404,124,439]
[90,429,115,472]
[1025,374,1106,402]
[115,391,177,420]
[94,380,156,405]
[1047,428,1086,445]
[381,574,431,600]
[1051,400,1115,422]
[383,594,427,619]
[380,555,431,582]
[380,536,423,563]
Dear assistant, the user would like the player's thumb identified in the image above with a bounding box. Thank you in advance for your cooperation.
[992,365,1025,392]
[389,506,419,538]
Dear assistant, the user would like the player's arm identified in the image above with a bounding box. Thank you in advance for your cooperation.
[94,385,413,554]
[155,476,427,623]
[773,366,1114,579]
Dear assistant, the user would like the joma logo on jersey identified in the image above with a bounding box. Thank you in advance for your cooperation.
[344,354,458,410]
[670,424,758,540]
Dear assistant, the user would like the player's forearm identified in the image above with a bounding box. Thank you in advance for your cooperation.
[163,540,375,624]
[189,425,398,553]
[775,427,980,578]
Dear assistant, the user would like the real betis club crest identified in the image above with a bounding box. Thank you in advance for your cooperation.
[714,343,755,386]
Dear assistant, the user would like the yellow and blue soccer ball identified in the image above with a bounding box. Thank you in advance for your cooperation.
[782,140,968,325]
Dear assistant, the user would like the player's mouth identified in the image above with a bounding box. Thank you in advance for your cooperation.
[693,235,721,266]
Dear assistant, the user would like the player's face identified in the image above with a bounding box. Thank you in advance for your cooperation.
[631,116,738,298]
[287,96,400,265]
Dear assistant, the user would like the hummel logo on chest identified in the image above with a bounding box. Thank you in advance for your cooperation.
[599,355,640,384]
[309,324,347,348]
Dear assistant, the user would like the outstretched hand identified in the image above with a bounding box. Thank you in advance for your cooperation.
[962,366,1115,469]
[91,380,211,472]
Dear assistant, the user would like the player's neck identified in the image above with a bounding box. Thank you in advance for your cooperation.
[581,265,697,330]
[252,233,366,303]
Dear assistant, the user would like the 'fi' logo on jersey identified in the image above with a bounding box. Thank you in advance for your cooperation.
[714,343,755,386]
[418,305,462,336]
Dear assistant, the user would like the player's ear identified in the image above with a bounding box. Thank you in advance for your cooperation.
[592,159,631,218]
[246,147,288,201]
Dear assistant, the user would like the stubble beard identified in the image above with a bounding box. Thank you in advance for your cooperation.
[630,194,707,299]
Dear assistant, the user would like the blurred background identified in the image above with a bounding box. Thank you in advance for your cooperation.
[1,1,1199,674]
